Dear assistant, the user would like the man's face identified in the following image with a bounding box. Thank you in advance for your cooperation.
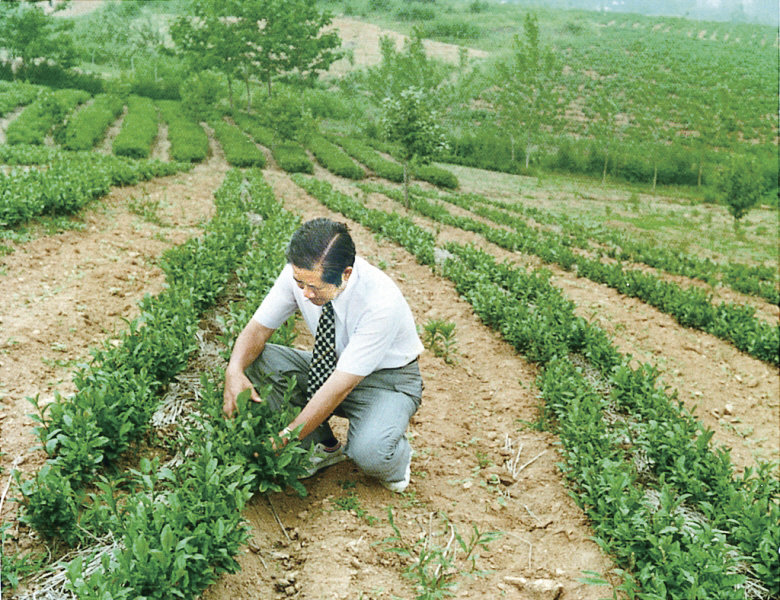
[292,264,351,306]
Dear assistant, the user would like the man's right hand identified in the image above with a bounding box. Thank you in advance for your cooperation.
[223,369,262,417]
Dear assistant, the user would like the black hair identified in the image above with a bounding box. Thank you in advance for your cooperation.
[285,218,356,285]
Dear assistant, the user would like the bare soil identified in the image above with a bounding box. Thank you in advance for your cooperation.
[1,12,777,600]
[3,135,777,599]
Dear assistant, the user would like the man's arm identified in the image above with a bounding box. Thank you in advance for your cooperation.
[223,319,275,416]
[282,370,363,441]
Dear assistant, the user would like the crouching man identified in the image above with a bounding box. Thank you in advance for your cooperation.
[223,218,423,492]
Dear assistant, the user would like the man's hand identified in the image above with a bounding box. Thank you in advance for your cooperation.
[223,368,261,417]
[222,320,275,417]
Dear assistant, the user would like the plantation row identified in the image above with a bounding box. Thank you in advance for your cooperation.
[415,186,778,304]
[357,181,779,366]
[8,170,311,598]
[0,82,209,164]
[0,150,188,229]
[291,175,779,600]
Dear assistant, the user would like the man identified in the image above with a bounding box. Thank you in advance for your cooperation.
[223,218,423,492]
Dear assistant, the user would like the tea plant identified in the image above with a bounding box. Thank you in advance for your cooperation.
[297,175,779,597]
[113,95,159,159]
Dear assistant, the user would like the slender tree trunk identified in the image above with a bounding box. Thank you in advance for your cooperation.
[403,161,410,209]
[267,75,272,98]
[245,75,251,112]
[602,149,609,184]
[227,77,234,111]
[510,134,516,163]
[653,163,658,192]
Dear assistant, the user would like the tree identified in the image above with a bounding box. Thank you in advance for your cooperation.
[380,87,448,208]
[716,156,765,229]
[0,1,76,76]
[171,0,245,109]
[490,13,559,170]
[358,29,458,108]
[238,0,341,99]
[172,0,341,108]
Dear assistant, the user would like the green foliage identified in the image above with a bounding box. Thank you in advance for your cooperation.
[0,2,76,69]
[0,80,40,117]
[380,88,448,164]
[5,88,90,146]
[211,119,266,168]
[412,163,458,189]
[172,0,341,98]
[157,100,210,162]
[0,153,187,228]
[330,134,405,182]
[113,95,159,159]
[179,70,227,120]
[420,318,458,364]
[351,31,459,109]
[58,94,124,151]
[381,86,449,204]
[233,111,278,148]
[307,134,365,179]
[716,155,766,224]
[272,143,314,174]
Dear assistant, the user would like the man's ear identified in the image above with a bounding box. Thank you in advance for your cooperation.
[342,266,353,283]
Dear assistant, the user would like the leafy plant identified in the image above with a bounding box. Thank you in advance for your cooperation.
[420,319,458,364]
[379,508,501,600]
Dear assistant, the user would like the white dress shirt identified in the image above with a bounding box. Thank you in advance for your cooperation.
[253,256,423,376]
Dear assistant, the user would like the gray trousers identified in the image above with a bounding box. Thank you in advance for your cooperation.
[245,343,423,483]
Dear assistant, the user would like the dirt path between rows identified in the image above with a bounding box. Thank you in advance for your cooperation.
[200,163,614,600]
[2,147,776,600]
[0,139,228,488]
[328,172,779,473]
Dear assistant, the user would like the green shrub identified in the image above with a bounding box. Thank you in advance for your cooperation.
[158,100,209,162]
[179,70,226,120]
[308,134,365,179]
[232,112,277,148]
[113,95,159,159]
[211,119,266,167]
[272,143,314,174]
[332,135,405,182]
[5,88,90,146]
[413,163,458,189]
[58,94,124,151]
[0,81,40,117]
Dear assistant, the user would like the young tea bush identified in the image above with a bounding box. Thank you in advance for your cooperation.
[5,88,90,146]
[58,94,124,151]
[211,119,266,168]
[113,95,159,159]
[158,100,209,162]
[307,134,365,179]
[272,143,314,174]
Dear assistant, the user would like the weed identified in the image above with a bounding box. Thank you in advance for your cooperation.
[475,450,492,469]
[128,193,165,226]
[420,319,458,364]
[330,491,378,525]
[378,508,502,599]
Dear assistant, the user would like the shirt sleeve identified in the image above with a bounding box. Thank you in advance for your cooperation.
[336,303,402,377]
[252,264,298,330]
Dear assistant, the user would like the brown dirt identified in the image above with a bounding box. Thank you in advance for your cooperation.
[327,17,489,76]
[2,15,777,600]
[2,130,778,599]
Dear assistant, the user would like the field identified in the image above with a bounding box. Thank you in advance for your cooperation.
[0,3,778,600]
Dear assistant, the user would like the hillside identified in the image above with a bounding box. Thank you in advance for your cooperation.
[0,3,777,600]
